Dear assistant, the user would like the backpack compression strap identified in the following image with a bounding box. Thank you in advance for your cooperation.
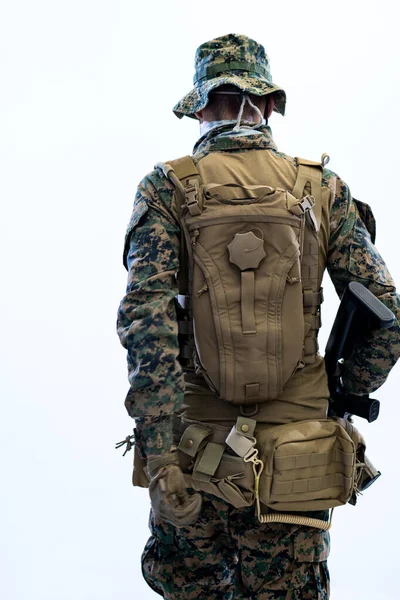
[293,156,326,364]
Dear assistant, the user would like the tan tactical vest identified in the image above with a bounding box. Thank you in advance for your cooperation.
[159,149,333,415]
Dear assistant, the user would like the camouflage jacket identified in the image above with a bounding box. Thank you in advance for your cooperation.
[117,124,400,457]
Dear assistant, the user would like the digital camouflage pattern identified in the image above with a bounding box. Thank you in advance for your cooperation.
[116,123,400,458]
[117,172,182,457]
[327,176,400,393]
[142,493,330,599]
[193,121,278,159]
[173,34,286,119]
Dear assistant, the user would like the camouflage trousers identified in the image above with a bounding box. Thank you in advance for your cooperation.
[141,493,330,600]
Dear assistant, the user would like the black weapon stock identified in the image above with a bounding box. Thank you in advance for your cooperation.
[324,282,395,422]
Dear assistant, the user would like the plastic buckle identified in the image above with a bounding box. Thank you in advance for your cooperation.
[185,182,201,216]
[300,195,315,213]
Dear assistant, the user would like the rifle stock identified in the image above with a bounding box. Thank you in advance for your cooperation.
[324,282,395,422]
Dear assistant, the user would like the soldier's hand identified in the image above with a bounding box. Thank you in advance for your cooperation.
[147,452,202,527]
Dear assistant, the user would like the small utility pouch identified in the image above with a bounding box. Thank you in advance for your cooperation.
[175,418,256,509]
[257,419,356,512]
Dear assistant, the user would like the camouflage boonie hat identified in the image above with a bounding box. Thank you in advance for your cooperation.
[173,33,286,119]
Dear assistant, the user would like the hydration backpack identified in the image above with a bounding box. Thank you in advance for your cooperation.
[157,154,325,406]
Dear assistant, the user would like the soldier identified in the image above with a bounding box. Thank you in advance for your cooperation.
[117,34,400,599]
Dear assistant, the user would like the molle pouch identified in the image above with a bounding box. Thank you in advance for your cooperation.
[175,419,256,509]
[188,451,255,509]
[256,419,356,512]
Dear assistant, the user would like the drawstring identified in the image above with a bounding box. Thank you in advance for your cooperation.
[210,90,265,130]
[115,433,135,456]
[246,95,265,128]
[234,94,246,129]
[233,93,264,131]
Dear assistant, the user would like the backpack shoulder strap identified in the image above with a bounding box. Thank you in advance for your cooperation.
[156,155,202,217]
[156,155,202,301]
[292,155,327,365]
[169,155,199,180]
[293,156,325,227]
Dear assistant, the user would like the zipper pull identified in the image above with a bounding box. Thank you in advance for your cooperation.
[196,282,209,297]
[191,229,200,247]
[287,276,301,284]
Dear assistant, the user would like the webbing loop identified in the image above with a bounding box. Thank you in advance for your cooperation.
[194,60,271,84]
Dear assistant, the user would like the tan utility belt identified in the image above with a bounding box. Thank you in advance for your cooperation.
[174,415,371,531]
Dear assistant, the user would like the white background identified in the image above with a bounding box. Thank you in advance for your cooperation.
[1,1,399,598]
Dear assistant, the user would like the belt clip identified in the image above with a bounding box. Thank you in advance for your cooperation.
[225,416,257,458]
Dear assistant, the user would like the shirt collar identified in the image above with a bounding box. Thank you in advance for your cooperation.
[193,121,278,158]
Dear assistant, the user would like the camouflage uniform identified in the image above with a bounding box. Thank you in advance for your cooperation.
[142,494,330,600]
[117,34,400,599]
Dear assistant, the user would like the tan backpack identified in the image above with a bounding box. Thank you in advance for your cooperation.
[158,153,325,405]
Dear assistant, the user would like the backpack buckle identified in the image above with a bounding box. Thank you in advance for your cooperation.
[300,195,319,232]
[184,181,201,216]
[299,195,315,213]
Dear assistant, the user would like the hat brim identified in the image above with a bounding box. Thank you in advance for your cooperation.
[173,73,286,119]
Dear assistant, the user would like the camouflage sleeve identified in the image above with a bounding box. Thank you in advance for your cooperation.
[327,174,400,394]
[116,170,184,458]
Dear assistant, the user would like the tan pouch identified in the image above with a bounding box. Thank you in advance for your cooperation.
[257,419,356,512]
[175,418,255,509]
[185,451,255,509]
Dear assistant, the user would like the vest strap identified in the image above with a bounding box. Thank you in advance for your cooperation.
[177,423,212,457]
[161,156,202,369]
[170,155,200,180]
[293,158,324,226]
[192,442,226,481]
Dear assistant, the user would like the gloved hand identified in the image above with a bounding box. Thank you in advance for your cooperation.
[146,451,202,527]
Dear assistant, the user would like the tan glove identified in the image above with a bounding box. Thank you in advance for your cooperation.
[146,452,202,527]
